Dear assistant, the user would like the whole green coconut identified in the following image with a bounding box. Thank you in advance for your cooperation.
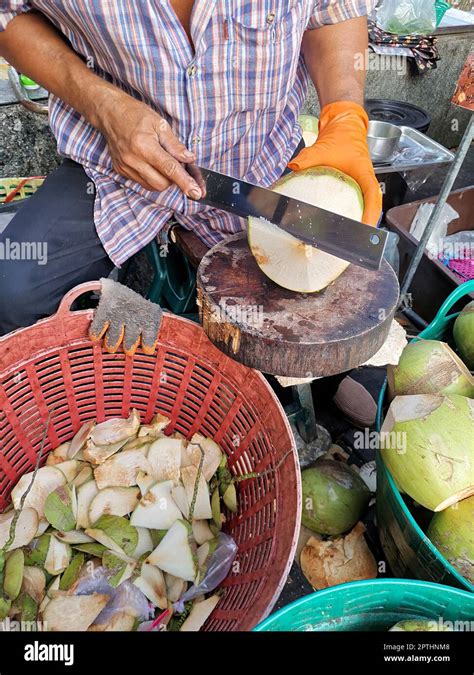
[387,340,474,400]
[453,301,474,371]
[301,459,371,536]
[427,496,473,584]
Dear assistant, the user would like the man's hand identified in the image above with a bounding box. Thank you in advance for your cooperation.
[0,11,204,200]
[289,101,382,226]
[96,91,205,198]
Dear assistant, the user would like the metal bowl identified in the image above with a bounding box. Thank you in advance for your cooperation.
[367,121,402,163]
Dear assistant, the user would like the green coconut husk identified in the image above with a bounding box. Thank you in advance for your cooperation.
[381,394,474,511]
[387,340,474,400]
[427,495,473,583]
[453,301,474,371]
[301,460,371,536]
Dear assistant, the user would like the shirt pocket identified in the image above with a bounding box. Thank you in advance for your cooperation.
[226,3,305,112]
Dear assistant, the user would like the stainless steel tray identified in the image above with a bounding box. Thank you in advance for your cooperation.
[373,126,455,175]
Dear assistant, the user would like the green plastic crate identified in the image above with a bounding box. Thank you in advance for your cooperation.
[376,280,474,593]
[254,579,474,631]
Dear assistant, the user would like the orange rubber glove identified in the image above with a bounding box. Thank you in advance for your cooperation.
[288,101,383,227]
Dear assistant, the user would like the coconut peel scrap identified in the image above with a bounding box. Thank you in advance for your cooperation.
[300,522,377,590]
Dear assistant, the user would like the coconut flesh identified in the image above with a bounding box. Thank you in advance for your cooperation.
[387,340,474,400]
[427,495,473,583]
[380,394,474,511]
[248,167,364,293]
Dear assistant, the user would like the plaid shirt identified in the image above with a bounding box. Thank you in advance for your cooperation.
[1,1,375,266]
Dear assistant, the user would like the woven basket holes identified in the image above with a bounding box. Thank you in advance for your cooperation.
[127,354,157,412]
[175,365,216,431]
[204,616,238,632]
[101,352,128,411]
[155,359,187,414]
[219,577,267,612]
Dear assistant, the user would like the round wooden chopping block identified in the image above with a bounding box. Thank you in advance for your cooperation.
[197,234,400,378]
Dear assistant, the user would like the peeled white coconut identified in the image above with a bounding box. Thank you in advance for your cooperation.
[131,527,154,559]
[181,466,212,520]
[89,612,137,632]
[90,410,140,446]
[171,485,190,519]
[43,594,109,632]
[0,508,38,551]
[35,519,50,537]
[94,449,152,490]
[72,465,93,488]
[133,561,167,609]
[54,460,82,483]
[381,394,474,511]
[192,520,214,545]
[147,437,182,485]
[180,595,220,632]
[83,438,128,465]
[54,529,94,545]
[88,486,140,524]
[67,420,95,459]
[44,536,71,575]
[46,442,70,465]
[76,479,99,530]
[183,434,223,482]
[11,466,66,519]
[147,519,197,581]
[136,470,155,496]
[248,167,364,293]
[165,573,187,603]
[130,481,182,529]
[21,566,46,604]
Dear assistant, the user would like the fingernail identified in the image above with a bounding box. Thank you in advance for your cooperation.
[188,188,202,200]
[183,150,195,159]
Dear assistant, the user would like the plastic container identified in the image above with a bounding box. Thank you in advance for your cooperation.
[386,186,474,322]
[254,579,474,631]
[376,280,474,593]
[0,281,302,631]
[365,99,431,134]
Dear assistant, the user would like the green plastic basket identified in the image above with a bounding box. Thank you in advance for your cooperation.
[254,579,474,631]
[376,280,474,593]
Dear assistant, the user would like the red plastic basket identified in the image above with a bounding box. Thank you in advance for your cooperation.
[0,282,301,631]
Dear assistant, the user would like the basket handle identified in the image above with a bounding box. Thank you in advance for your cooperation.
[56,281,103,317]
[430,280,474,324]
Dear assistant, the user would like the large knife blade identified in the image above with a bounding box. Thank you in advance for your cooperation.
[195,166,387,271]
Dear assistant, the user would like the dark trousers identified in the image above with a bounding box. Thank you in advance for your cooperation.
[0,160,113,335]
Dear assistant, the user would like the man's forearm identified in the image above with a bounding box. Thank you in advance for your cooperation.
[301,16,369,108]
[0,11,125,131]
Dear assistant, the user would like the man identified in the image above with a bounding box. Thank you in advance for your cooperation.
[0,1,381,337]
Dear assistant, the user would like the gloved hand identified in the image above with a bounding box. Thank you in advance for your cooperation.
[288,101,383,227]
[89,278,163,356]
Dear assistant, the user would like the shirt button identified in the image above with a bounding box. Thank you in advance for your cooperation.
[192,136,201,145]
[187,65,198,77]
[266,12,275,24]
